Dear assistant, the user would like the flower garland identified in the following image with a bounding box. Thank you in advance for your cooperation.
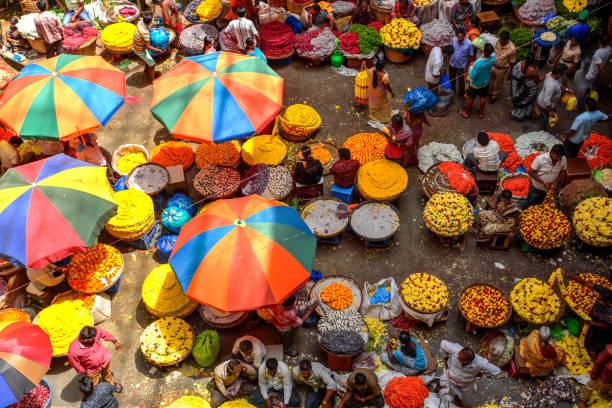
[298,143,332,165]
[36,303,92,356]
[420,19,454,47]
[423,192,474,237]
[241,135,287,166]
[339,32,360,54]
[438,161,476,195]
[106,189,155,240]
[549,269,612,320]
[578,133,612,170]
[321,282,354,310]
[487,132,522,173]
[168,396,211,408]
[52,291,96,312]
[573,197,612,247]
[364,317,387,351]
[357,159,408,201]
[11,384,50,408]
[367,21,383,32]
[515,131,560,159]
[196,0,223,21]
[355,70,368,104]
[556,324,592,374]
[259,22,295,57]
[193,165,241,199]
[116,152,147,174]
[67,244,122,293]
[523,152,543,171]
[142,264,198,318]
[101,22,136,52]
[195,140,241,169]
[401,273,448,313]
[501,175,529,197]
[380,19,421,50]
[562,0,586,13]
[384,376,429,408]
[348,24,382,54]
[342,133,387,166]
[460,285,510,328]
[151,142,195,171]
[519,190,571,249]
[417,142,463,173]
[279,104,322,138]
[510,278,560,324]
[140,317,195,365]
[219,400,257,408]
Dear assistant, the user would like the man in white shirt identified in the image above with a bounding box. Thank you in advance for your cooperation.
[292,360,338,408]
[232,335,267,369]
[425,45,454,95]
[224,7,259,51]
[438,340,502,407]
[0,137,22,172]
[248,358,301,408]
[524,144,567,209]
[578,37,611,110]
[463,132,507,172]
[212,359,256,406]
[537,64,570,130]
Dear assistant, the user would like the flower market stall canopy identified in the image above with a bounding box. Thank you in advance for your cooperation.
[0,321,53,407]
[151,51,284,143]
[0,154,117,268]
[0,55,125,141]
[169,195,316,312]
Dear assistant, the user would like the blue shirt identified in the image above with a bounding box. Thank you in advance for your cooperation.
[469,54,497,88]
[565,23,590,43]
[450,37,474,69]
[569,110,608,144]
[247,47,267,63]
[392,338,427,371]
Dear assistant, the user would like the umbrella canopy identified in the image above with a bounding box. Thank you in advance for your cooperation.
[0,154,117,268]
[0,321,52,407]
[151,52,284,143]
[0,54,125,141]
[169,195,316,312]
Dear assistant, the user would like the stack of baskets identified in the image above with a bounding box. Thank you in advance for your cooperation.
[369,0,392,22]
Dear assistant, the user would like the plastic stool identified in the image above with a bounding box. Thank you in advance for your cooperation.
[331,184,355,204]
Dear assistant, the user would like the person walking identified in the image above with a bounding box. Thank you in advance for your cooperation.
[577,37,611,111]
[449,28,474,106]
[536,64,570,130]
[461,43,495,119]
[364,60,394,123]
[425,45,454,95]
[489,30,516,104]
[560,98,609,157]
[510,53,541,121]
[223,7,259,52]
[271,295,317,357]
[133,13,164,82]
[68,326,123,393]
[523,144,567,209]
[34,0,63,58]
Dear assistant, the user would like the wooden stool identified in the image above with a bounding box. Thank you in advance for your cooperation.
[489,232,513,250]
[295,183,323,198]
[477,11,501,32]
[475,169,498,195]
[565,158,591,185]
[513,345,531,378]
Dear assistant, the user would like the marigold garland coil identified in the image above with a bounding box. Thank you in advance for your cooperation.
[195,140,241,169]
[423,192,474,237]
[573,197,612,247]
[0,309,30,323]
[460,285,510,328]
[168,396,212,408]
[523,152,543,171]
[355,71,368,104]
[52,291,96,311]
[562,0,586,13]
[241,135,287,166]
[556,325,592,374]
[384,376,429,408]
[510,278,560,324]
[101,22,136,52]
[519,191,571,249]
[364,317,387,351]
[151,142,195,170]
[487,132,523,173]
[116,152,147,174]
[279,104,322,138]
[140,317,194,365]
[195,0,223,20]
[321,282,354,310]
[67,244,122,293]
[36,303,93,356]
[219,400,257,408]
[502,175,529,197]
[438,161,475,194]
[549,268,612,320]
[357,159,408,201]
[142,264,198,317]
[380,19,421,50]
[342,133,386,166]
[401,273,448,313]
[106,189,155,240]
[578,133,612,170]
[298,143,332,165]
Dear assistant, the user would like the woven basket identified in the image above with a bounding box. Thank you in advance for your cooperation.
[310,275,363,315]
[478,329,514,368]
[67,262,123,294]
[74,36,97,56]
[51,291,112,324]
[370,0,392,22]
[268,0,286,7]
[0,271,28,310]
[422,162,472,198]
[384,47,412,63]
[198,305,249,328]
[27,38,46,54]
[459,282,511,330]
[112,144,150,176]
[278,114,319,142]
[105,2,141,25]
[145,300,198,319]
[287,0,312,14]
[20,0,44,14]
[420,43,433,57]
[512,284,565,325]
[499,173,529,206]
[559,179,607,217]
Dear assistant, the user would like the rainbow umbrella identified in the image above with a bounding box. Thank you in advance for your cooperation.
[169,195,316,312]
[0,321,53,407]
[0,54,125,141]
[151,52,284,143]
[0,154,117,268]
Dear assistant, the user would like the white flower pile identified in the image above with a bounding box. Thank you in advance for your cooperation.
[515,131,562,158]
[421,19,454,47]
[418,142,463,173]
[17,13,40,40]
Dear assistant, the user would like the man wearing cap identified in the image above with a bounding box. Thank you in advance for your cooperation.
[565,10,590,44]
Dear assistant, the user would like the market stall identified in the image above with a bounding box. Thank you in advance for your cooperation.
[399,273,449,326]
[301,197,351,244]
[414,0,439,26]
[349,201,400,248]
[459,283,511,332]
[422,161,476,198]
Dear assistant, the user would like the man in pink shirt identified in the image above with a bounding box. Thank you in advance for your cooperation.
[68,326,123,392]
[272,295,317,357]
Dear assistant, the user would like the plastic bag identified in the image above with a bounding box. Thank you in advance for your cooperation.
[360,277,402,321]
[150,27,170,55]
[402,87,437,113]
[161,206,192,233]
[439,73,451,90]
[156,234,178,258]
[192,330,220,367]
[352,351,378,370]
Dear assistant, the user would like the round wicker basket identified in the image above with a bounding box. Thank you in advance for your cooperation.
[420,43,433,57]
[67,260,123,295]
[459,282,512,330]
[198,305,249,328]
[112,144,150,176]
[384,47,413,63]
[27,38,46,54]
[287,0,312,14]
[399,274,448,315]
[511,283,565,325]
[310,275,362,315]
[369,0,392,22]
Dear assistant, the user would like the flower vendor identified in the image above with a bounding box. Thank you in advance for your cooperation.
[226,0,257,21]
[438,340,502,407]
[460,43,496,119]
[232,336,267,370]
[0,136,22,171]
[551,36,582,74]
[351,0,375,26]
[382,114,416,167]
[364,60,394,123]
[294,146,324,187]
[79,377,119,408]
[67,134,106,168]
[34,0,64,58]
[403,107,430,156]
[489,30,516,105]
[450,0,474,32]
[272,295,317,357]
[292,359,339,408]
[68,326,123,392]
[338,368,384,408]
[133,13,164,83]
[245,38,266,63]
[561,98,609,157]
[389,0,418,26]
[4,17,31,53]
[160,0,183,35]
[463,132,507,173]
[203,34,217,54]
[524,144,567,209]
[330,148,360,188]
[425,45,454,96]
[450,28,474,106]
[307,4,334,30]
[61,0,93,26]
[576,37,611,111]
[473,189,521,243]
[565,10,590,45]
[536,63,570,130]
[510,54,541,122]
[212,359,257,406]
[380,330,427,376]
[223,7,259,52]
[466,16,480,41]
[519,326,565,377]
[248,358,301,407]
[578,344,612,408]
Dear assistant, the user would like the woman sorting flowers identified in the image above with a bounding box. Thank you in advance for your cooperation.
[473,189,521,243]
[383,114,417,167]
[381,331,427,376]
[520,326,565,377]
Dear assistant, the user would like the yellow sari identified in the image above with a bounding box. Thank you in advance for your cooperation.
[520,330,565,377]
[367,68,392,123]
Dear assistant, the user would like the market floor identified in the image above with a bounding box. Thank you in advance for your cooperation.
[44,53,612,408]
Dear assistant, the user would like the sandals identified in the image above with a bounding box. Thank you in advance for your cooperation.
[115,383,123,393]
[458,109,470,118]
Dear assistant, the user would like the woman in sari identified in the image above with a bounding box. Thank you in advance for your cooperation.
[364,60,394,123]
[381,331,427,376]
[474,190,521,243]
[510,54,540,121]
[383,114,416,167]
[520,326,565,377]
[403,108,429,165]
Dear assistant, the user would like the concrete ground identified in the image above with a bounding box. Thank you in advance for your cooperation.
[42,43,612,408]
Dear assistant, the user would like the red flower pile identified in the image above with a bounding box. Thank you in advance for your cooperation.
[340,32,360,54]
[368,21,384,32]
[11,384,50,408]
[384,377,429,408]
[295,30,320,53]
[502,175,529,197]
[62,22,98,53]
[578,133,612,170]
[487,132,523,173]
[292,0,311,4]
[438,161,476,194]
[259,22,295,57]
[523,152,543,171]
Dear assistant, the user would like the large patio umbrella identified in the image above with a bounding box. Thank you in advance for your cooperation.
[0,154,117,268]
[0,321,53,407]
[151,52,284,143]
[0,54,125,141]
[169,195,316,312]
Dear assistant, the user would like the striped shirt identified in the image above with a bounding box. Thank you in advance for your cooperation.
[473,140,501,172]
[133,21,150,53]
